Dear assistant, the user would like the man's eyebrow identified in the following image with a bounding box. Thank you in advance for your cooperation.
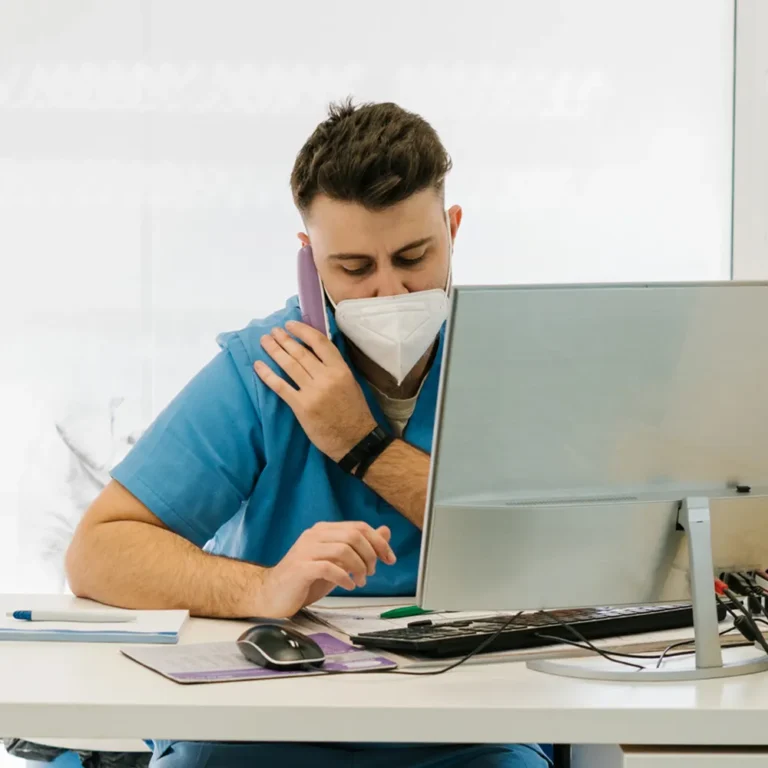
[328,236,434,262]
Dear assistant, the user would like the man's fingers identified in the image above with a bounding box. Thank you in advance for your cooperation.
[311,522,397,567]
[314,543,369,587]
[285,320,341,365]
[313,525,378,575]
[376,525,392,543]
[308,561,356,591]
[260,335,312,388]
[253,361,299,406]
[358,523,396,565]
[270,327,325,377]
[344,531,379,576]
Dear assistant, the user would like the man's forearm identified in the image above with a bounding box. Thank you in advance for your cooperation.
[66,520,265,618]
[362,439,430,528]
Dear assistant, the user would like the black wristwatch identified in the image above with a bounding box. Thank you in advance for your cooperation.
[338,426,395,479]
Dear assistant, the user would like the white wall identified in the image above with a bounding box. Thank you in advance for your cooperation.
[732,0,768,279]
[0,0,735,594]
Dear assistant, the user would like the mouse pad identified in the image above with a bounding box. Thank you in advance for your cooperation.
[121,632,397,684]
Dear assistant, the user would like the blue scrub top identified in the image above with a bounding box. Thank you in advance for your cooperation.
[111,295,444,596]
[110,303,553,767]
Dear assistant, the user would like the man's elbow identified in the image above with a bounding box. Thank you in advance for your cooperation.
[65,522,96,598]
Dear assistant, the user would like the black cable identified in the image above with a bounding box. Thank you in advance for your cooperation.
[655,626,737,669]
[533,626,738,669]
[736,573,768,641]
[721,585,768,656]
[534,610,645,671]
[389,611,527,676]
[716,594,756,643]
[717,594,742,622]
[532,633,674,662]
[735,572,761,594]
[722,586,766,641]
[655,638,694,668]
[532,633,646,660]
[738,572,768,621]
[716,593,768,630]
[732,573,765,615]
[724,572,752,597]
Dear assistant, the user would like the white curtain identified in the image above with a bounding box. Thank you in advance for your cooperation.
[0,0,734,594]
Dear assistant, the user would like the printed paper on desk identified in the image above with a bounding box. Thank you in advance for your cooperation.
[302,605,509,636]
[122,632,397,684]
[313,596,414,610]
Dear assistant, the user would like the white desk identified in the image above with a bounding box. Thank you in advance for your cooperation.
[3,595,768,765]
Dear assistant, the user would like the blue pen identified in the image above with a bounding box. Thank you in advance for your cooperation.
[8,610,137,623]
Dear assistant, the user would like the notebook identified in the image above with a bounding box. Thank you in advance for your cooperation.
[0,608,188,644]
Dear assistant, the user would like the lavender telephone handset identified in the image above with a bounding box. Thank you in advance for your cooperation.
[297,245,331,338]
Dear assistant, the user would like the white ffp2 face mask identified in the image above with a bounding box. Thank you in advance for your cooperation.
[334,289,449,385]
[329,215,453,385]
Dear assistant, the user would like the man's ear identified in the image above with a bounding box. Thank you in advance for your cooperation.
[297,232,310,247]
[447,205,463,241]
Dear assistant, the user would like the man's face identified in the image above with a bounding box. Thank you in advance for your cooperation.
[299,189,462,305]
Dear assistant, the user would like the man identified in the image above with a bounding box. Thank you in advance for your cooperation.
[66,100,549,768]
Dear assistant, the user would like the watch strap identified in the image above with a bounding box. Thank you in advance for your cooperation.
[338,426,394,477]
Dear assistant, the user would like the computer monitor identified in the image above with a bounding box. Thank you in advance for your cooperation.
[417,282,768,681]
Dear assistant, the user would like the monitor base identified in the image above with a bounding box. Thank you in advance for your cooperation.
[527,646,768,682]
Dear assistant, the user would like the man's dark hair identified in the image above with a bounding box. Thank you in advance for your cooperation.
[291,99,452,214]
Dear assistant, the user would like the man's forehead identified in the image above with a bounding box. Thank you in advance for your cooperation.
[305,191,444,251]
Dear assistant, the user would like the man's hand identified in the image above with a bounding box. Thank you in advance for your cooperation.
[254,321,376,462]
[255,521,396,618]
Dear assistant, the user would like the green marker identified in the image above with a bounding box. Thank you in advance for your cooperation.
[379,605,434,619]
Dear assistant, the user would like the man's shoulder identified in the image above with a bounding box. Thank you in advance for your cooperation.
[216,296,301,363]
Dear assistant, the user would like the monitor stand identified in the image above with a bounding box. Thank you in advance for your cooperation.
[527,497,768,682]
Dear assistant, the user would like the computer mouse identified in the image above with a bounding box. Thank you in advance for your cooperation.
[236,624,326,671]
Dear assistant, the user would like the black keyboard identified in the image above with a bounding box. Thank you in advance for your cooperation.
[351,603,727,658]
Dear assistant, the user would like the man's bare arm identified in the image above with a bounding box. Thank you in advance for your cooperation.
[66,480,266,618]
[66,479,396,619]
[361,439,430,529]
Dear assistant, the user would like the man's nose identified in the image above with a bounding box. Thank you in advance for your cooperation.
[373,266,409,298]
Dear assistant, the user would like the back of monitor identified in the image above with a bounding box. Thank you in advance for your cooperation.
[419,282,768,611]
